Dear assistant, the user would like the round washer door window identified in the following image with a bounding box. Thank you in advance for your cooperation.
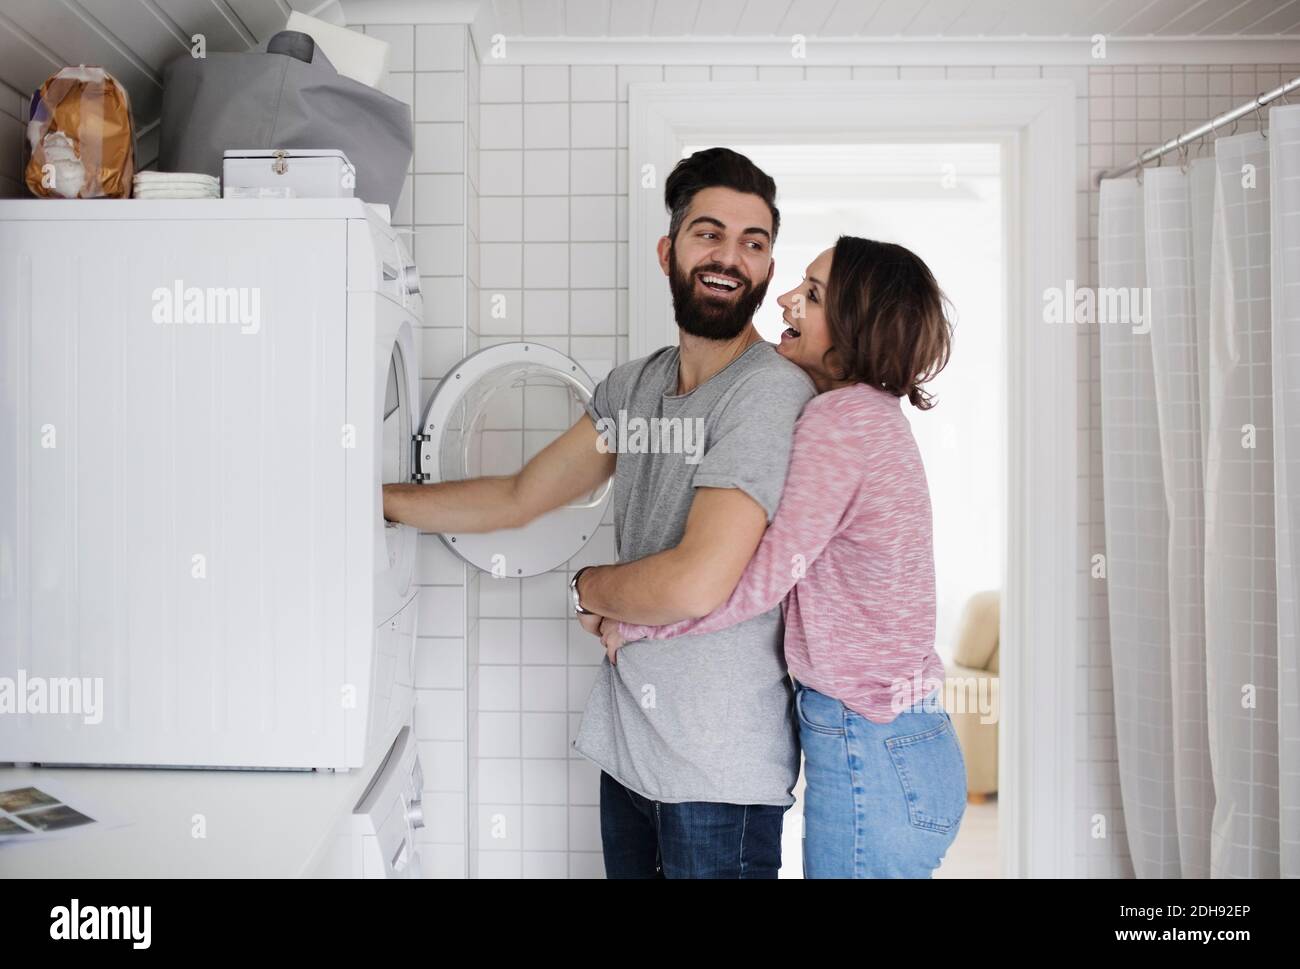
[418,343,611,576]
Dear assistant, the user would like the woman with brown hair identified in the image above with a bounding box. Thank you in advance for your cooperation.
[599,236,964,878]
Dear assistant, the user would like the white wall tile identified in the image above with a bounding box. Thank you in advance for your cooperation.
[570,195,616,241]
[414,122,464,173]
[479,665,521,711]
[521,619,569,664]
[521,712,569,758]
[524,195,569,241]
[479,574,521,615]
[524,149,571,194]
[521,665,567,712]
[570,289,617,336]
[479,243,522,289]
[480,150,523,194]
[522,759,569,806]
[477,711,521,757]
[480,103,523,148]
[419,740,466,792]
[524,242,569,288]
[481,65,522,102]
[523,290,569,334]
[572,64,616,100]
[524,65,569,102]
[523,805,568,850]
[416,637,465,689]
[414,173,465,223]
[522,571,568,615]
[569,241,616,288]
[480,196,523,241]
[418,586,465,637]
[570,149,616,195]
[416,225,465,275]
[571,101,616,148]
[480,618,522,663]
[525,103,570,148]
[415,688,465,741]
[416,24,465,71]
[416,72,466,122]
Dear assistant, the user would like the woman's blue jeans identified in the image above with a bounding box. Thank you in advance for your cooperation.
[795,679,967,878]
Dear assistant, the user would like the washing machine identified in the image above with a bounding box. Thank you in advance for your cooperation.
[415,341,613,576]
[0,198,420,771]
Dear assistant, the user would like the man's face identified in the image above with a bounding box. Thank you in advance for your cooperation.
[658,186,775,340]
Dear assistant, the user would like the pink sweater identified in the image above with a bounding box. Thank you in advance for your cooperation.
[619,382,945,723]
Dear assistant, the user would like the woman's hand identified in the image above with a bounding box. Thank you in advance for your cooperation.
[577,611,603,637]
[600,617,645,665]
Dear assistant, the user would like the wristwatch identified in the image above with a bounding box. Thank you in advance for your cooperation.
[570,566,595,615]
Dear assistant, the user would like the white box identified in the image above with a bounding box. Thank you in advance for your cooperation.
[223,148,356,200]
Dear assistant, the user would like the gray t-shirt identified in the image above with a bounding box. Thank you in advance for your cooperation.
[573,340,816,805]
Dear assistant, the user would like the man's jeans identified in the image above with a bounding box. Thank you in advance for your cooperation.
[599,771,786,878]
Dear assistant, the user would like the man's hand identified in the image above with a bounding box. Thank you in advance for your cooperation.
[383,416,614,534]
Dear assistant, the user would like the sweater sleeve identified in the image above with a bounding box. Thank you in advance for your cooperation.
[618,397,864,642]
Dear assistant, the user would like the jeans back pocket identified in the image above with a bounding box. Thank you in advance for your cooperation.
[884,716,967,833]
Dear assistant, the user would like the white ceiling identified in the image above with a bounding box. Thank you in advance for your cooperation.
[489,0,1300,37]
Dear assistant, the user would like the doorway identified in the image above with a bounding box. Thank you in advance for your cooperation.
[688,140,1007,877]
[630,79,1079,876]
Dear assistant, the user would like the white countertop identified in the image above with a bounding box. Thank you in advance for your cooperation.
[0,762,372,878]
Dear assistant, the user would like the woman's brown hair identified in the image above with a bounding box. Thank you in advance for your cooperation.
[823,236,954,410]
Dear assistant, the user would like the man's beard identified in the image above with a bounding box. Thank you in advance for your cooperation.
[668,245,770,341]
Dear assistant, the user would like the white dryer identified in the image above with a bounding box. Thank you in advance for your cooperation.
[0,198,420,771]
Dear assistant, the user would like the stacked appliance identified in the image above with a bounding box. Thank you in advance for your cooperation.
[0,198,421,777]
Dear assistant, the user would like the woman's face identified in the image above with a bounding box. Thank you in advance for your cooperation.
[775,247,841,391]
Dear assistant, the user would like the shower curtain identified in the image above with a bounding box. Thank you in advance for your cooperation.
[1098,103,1300,878]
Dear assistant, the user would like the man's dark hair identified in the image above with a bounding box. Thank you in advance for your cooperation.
[663,148,780,242]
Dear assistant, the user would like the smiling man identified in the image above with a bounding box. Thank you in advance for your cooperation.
[383,148,813,878]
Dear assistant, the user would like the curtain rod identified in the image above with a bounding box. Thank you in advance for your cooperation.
[1096,74,1300,184]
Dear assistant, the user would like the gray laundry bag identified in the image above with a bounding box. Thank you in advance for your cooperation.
[159,42,412,210]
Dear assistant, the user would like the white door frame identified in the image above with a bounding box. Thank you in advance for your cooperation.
[628,79,1078,878]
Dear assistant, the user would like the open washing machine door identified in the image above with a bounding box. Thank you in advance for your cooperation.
[416,342,611,576]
